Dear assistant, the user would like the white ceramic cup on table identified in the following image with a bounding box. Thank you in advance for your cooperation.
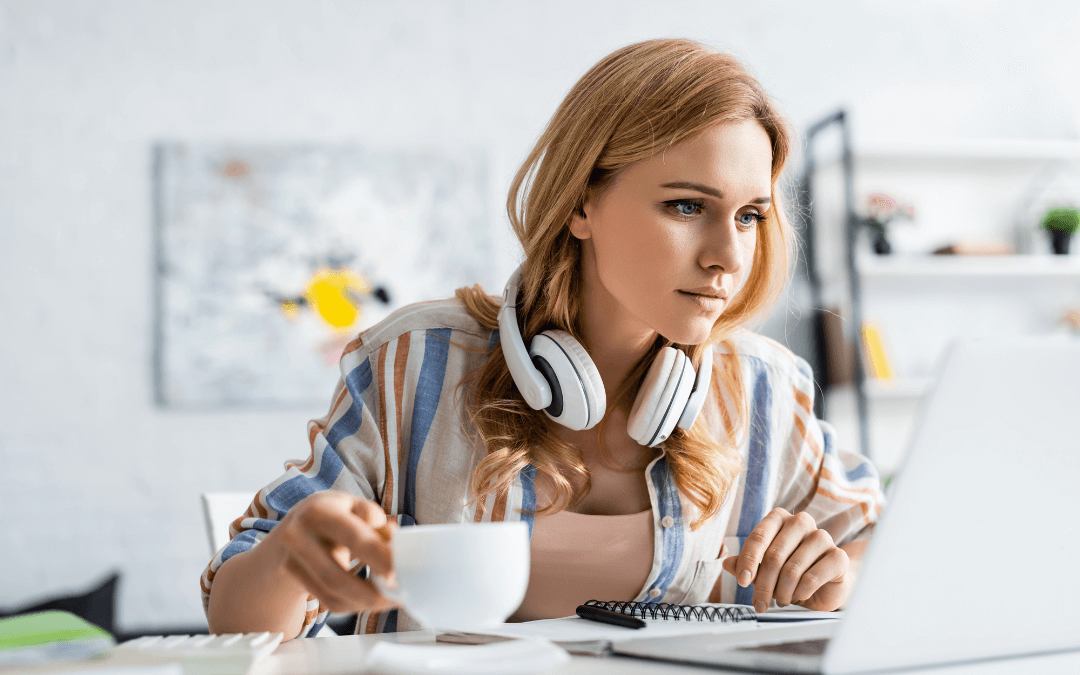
[371,521,530,631]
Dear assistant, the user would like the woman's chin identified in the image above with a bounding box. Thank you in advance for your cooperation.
[659,319,716,346]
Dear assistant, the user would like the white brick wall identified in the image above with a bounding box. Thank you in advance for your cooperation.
[1,0,1076,631]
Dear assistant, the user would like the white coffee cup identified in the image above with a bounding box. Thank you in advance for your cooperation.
[371,521,530,630]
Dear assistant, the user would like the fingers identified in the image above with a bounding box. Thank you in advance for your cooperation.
[722,555,738,577]
[772,529,836,607]
[283,526,396,614]
[734,508,788,589]
[792,548,850,606]
[297,494,394,576]
[749,510,818,612]
[271,493,399,614]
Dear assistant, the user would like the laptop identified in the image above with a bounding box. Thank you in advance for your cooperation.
[612,336,1080,673]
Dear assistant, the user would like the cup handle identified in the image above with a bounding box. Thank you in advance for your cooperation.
[369,573,403,605]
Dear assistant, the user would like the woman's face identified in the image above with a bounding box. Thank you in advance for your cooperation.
[571,119,774,345]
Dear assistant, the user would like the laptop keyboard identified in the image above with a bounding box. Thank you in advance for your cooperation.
[735,638,829,657]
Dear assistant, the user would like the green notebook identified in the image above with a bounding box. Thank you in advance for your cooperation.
[0,610,115,666]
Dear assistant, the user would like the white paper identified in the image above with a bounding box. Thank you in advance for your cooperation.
[481,615,768,643]
[365,638,570,675]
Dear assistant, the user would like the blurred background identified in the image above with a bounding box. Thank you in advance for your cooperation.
[2,0,1078,635]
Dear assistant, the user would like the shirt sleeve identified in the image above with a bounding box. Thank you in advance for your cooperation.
[772,361,885,547]
[199,335,393,639]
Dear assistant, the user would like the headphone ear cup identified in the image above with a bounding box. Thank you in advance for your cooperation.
[628,348,697,447]
[528,330,606,431]
[677,345,713,431]
[626,348,677,445]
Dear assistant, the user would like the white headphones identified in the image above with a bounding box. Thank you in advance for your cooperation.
[497,266,712,446]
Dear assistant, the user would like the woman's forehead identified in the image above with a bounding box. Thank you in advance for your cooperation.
[616,121,773,199]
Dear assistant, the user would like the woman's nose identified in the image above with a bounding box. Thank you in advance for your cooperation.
[699,217,747,274]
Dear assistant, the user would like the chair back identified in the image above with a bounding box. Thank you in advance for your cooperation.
[201,492,257,556]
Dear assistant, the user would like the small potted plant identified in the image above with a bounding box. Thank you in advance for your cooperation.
[1042,207,1080,255]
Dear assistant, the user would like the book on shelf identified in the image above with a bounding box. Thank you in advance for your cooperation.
[860,322,894,380]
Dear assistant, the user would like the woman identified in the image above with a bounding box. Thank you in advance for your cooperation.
[203,38,884,639]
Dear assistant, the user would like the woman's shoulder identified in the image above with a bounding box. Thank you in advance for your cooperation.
[716,329,815,393]
[340,297,496,366]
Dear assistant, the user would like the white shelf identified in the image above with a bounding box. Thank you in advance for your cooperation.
[830,378,934,400]
[854,138,1080,162]
[865,377,934,399]
[858,254,1080,279]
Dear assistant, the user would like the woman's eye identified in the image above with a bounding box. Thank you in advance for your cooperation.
[739,212,763,228]
[669,200,704,217]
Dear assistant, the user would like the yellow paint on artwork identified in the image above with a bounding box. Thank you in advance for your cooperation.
[280,300,301,321]
[304,268,371,331]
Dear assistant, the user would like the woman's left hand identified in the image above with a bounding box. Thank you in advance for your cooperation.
[721,507,853,613]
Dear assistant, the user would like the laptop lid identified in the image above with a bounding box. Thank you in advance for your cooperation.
[824,336,1080,673]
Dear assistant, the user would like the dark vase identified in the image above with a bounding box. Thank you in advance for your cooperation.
[1050,229,1073,255]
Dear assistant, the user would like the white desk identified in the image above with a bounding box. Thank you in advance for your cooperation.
[267,632,1080,675]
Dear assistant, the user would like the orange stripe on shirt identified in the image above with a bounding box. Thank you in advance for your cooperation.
[793,386,812,416]
[377,344,394,512]
[341,331,367,359]
[252,495,268,520]
[228,514,247,541]
[793,414,824,462]
[299,386,351,472]
[818,467,884,498]
[229,503,258,536]
[814,485,880,522]
[394,332,411,499]
[365,611,380,634]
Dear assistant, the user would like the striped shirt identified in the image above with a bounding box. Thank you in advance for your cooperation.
[200,298,884,637]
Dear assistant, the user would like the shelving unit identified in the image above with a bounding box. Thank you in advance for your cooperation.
[859,254,1080,279]
[823,138,1080,163]
[804,127,1080,477]
[863,376,935,399]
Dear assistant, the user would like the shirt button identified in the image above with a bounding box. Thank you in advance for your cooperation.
[661,516,675,528]
[649,588,662,598]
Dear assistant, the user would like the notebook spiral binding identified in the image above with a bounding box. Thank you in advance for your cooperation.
[582,599,756,622]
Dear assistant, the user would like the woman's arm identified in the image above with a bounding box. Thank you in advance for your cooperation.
[206,530,309,637]
[206,492,395,637]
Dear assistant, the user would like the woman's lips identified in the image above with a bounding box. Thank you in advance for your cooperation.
[679,286,728,298]
[677,289,726,310]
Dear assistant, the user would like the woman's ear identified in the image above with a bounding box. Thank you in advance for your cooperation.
[569,201,592,240]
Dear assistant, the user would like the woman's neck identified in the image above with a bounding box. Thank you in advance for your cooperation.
[576,240,657,395]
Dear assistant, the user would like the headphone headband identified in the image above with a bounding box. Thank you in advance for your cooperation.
[498,266,552,410]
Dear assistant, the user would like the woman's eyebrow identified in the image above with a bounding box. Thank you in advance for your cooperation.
[660,181,771,205]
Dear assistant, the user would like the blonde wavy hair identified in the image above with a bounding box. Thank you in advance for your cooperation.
[456,38,794,528]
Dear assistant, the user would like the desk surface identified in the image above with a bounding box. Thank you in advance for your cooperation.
[267,632,1080,675]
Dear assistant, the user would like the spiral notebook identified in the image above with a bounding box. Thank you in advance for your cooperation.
[578,599,837,623]
[441,600,838,656]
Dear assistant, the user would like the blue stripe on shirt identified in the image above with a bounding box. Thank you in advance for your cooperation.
[220,529,261,564]
[264,444,347,517]
[823,429,874,482]
[327,357,374,449]
[404,328,453,523]
[520,464,537,539]
[735,356,773,605]
[382,610,398,633]
[647,457,684,601]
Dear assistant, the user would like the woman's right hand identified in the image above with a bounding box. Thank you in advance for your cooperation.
[264,491,397,614]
